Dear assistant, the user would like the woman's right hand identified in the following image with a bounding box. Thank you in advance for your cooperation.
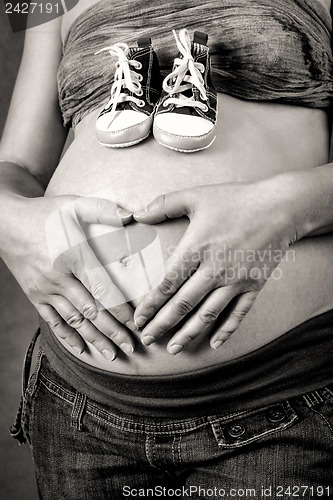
[1,193,137,360]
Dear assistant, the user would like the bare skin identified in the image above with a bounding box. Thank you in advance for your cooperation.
[1,3,333,376]
[44,98,333,374]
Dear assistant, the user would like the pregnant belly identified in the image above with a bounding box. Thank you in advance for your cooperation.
[45,94,333,375]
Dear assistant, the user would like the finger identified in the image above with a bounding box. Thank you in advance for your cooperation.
[210,291,258,349]
[134,238,200,328]
[115,206,133,225]
[51,296,135,358]
[66,243,137,332]
[133,190,194,224]
[59,277,100,321]
[88,308,135,355]
[64,284,136,354]
[74,197,133,226]
[37,304,86,354]
[166,286,236,354]
[140,264,220,345]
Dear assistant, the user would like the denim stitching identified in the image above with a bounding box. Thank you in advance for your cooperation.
[41,370,301,437]
[71,392,87,431]
[40,372,76,401]
[39,367,304,442]
[145,434,159,468]
[178,435,182,465]
[210,414,298,449]
[209,402,298,449]
[21,350,45,444]
[322,386,333,403]
[208,401,296,425]
[171,435,182,466]
[40,378,76,406]
[39,372,212,434]
[25,349,44,397]
[309,408,333,437]
[171,436,176,466]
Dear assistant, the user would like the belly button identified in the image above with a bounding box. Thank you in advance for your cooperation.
[120,256,132,267]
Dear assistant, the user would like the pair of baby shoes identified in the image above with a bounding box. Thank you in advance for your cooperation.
[95,29,217,153]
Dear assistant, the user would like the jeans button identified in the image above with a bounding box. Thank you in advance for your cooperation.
[228,424,246,438]
[267,408,285,423]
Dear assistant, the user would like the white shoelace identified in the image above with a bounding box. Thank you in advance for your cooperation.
[163,29,208,111]
[95,43,145,124]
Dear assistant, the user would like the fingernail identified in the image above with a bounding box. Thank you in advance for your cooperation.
[135,316,147,328]
[120,343,134,355]
[116,207,132,218]
[126,321,138,332]
[212,340,224,350]
[72,346,82,355]
[142,335,156,346]
[102,349,116,360]
[134,208,147,217]
[168,344,184,355]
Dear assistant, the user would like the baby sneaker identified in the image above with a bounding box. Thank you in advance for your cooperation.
[153,29,217,153]
[96,38,162,147]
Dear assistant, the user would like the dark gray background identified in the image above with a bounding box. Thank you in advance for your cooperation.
[1,3,39,499]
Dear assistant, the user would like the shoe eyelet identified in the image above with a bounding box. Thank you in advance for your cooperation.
[202,104,208,112]
[136,89,143,96]
[136,62,142,70]
[138,100,145,107]
[137,74,143,82]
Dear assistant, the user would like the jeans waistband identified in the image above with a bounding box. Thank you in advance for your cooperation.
[39,309,333,418]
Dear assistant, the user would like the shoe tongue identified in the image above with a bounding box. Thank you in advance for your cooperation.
[192,31,208,57]
[137,36,151,48]
[193,31,208,45]
[128,36,151,57]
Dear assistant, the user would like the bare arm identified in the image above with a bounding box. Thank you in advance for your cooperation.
[0,18,137,358]
[0,16,67,192]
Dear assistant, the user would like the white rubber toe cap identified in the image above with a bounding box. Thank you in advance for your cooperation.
[96,110,153,147]
[153,112,216,152]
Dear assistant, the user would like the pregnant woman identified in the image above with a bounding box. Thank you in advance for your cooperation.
[1,0,333,498]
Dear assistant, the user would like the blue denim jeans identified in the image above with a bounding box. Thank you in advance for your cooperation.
[20,350,333,500]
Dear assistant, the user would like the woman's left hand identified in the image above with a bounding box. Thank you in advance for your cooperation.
[132,181,298,354]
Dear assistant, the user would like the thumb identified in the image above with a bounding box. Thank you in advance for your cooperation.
[74,197,133,226]
[133,191,193,224]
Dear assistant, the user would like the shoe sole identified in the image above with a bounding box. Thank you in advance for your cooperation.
[153,125,216,153]
[97,132,150,148]
[155,136,216,153]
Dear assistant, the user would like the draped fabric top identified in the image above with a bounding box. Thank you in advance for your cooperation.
[57,0,333,128]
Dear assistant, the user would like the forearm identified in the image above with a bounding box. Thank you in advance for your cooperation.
[262,163,333,240]
[0,160,44,199]
[0,161,44,257]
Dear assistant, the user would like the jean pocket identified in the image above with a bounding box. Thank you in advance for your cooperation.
[209,401,298,449]
[21,349,44,444]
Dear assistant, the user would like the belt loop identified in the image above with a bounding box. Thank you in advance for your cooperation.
[10,328,41,445]
[303,391,324,409]
[71,392,87,431]
[22,328,41,396]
